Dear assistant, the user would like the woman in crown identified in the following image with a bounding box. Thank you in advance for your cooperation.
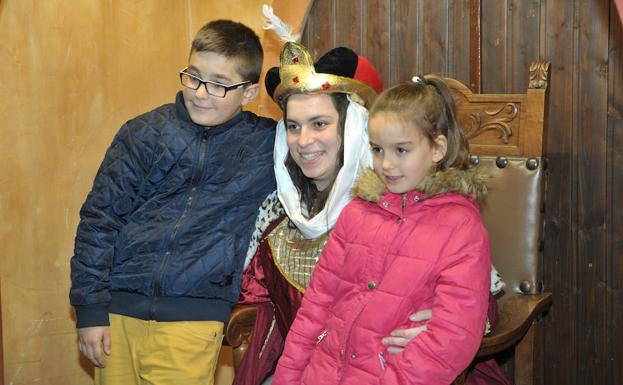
[233,37,508,385]
[234,41,385,385]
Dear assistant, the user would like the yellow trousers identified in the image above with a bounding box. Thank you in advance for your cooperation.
[95,313,224,385]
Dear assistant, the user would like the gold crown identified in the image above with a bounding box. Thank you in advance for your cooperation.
[272,42,378,108]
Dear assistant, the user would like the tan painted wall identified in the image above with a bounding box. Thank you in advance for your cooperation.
[0,1,310,384]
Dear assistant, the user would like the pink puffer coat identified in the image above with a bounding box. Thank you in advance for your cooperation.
[272,168,491,385]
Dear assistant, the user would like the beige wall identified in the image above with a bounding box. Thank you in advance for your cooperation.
[0,1,310,384]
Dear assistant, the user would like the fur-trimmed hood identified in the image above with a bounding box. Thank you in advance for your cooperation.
[352,167,488,205]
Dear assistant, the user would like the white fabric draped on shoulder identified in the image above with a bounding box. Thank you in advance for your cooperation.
[274,95,372,239]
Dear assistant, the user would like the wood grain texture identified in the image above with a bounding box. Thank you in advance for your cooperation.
[302,0,335,60]
[539,1,576,384]
[389,0,420,84]
[575,2,610,383]
[468,0,481,92]
[481,0,507,93]
[365,0,391,87]
[506,0,542,93]
[420,0,449,75]
[335,0,364,56]
[607,5,623,385]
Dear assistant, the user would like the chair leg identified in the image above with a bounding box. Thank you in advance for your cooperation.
[514,323,538,385]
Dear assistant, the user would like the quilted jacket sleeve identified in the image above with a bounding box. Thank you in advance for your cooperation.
[69,122,149,328]
[272,209,349,385]
[382,213,491,385]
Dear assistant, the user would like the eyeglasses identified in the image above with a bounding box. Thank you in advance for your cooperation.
[179,68,251,98]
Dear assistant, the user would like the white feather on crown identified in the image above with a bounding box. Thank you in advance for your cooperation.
[262,4,301,42]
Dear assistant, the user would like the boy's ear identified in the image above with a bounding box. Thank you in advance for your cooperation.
[241,83,260,106]
[431,134,448,163]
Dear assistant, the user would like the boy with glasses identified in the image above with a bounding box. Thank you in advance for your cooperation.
[69,20,276,385]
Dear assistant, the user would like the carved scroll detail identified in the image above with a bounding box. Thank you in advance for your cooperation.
[463,103,518,144]
[529,61,551,89]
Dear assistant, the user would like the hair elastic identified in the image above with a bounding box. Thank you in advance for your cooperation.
[411,75,426,85]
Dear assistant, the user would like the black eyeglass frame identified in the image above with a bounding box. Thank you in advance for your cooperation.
[179,67,252,98]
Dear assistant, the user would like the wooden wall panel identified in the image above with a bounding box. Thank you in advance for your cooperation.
[607,5,623,384]
[449,0,473,88]
[389,0,419,84]
[506,0,542,93]
[481,0,507,92]
[481,0,542,94]
[540,0,577,382]
[575,2,610,383]
[304,1,623,384]
[335,0,364,56]
[302,0,335,60]
[420,0,449,75]
[365,0,391,86]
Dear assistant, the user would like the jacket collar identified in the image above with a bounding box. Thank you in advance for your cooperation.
[352,166,488,206]
[174,91,246,136]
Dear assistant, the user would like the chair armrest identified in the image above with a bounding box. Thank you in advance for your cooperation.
[478,292,552,357]
[225,305,258,348]
[225,305,258,371]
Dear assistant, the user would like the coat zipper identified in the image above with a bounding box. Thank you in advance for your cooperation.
[153,128,210,298]
[378,351,386,370]
[337,193,407,375]
[396,192,407,223]
[317,330,328,344]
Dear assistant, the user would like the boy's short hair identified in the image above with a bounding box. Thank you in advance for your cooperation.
[191,20,263,84]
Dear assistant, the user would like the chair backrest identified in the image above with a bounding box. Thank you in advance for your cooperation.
[444,62,550,305]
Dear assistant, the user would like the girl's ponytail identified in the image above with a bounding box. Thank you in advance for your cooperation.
[423,76,470,171]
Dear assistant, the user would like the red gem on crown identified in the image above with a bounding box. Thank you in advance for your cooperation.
[322,82,331,90]
[293,57,299,63]
[293,76,299,83]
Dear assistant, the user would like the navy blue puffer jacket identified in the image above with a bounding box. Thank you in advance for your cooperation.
[70,92,276,328]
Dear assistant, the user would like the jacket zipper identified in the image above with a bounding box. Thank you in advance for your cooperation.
[397,192,407,223]
[336,194,407,376]
[378,351,386,370]
[317,330,328,344]
[153,128,210,298]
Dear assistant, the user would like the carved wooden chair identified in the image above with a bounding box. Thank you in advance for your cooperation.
[226,62,553,385]
[449,61,552,385]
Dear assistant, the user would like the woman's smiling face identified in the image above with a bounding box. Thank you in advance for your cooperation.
[285,93,342,191]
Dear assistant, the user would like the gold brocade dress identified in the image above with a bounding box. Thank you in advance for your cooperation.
[267,218,330,292]
[234,214,331,385]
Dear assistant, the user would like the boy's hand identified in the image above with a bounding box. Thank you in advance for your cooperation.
[77,326,111,367]
[381,309,432,354]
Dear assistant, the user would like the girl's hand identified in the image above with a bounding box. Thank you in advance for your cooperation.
[381,309,432,355]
